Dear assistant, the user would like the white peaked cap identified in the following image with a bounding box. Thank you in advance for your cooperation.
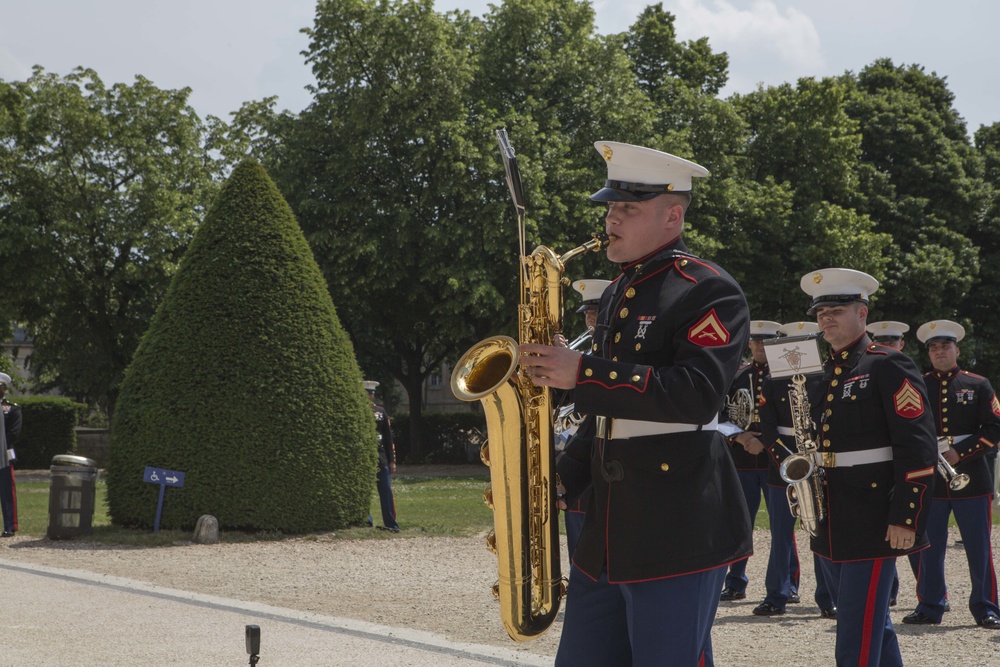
[779,321,821,336]
[590,141,710,202]
[916,320,965,344]
[749,320,782,339]
[363,380,380,392]
[867,321,910,339]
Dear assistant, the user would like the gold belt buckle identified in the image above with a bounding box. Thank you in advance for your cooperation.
[821,452,836,468]
[595,415,609,440]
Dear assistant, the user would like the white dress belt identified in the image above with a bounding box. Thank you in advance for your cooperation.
[815,447,893,468]
[777,426,794,436]
[595,415,720,440]
[938,434,972,452]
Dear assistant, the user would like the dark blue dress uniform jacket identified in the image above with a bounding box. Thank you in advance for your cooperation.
[562,238,753,583]
[924,366,1000,499]
[725,362,770,470]
[808,336,938,562]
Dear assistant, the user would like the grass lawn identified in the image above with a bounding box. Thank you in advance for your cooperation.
[11,473,995,546]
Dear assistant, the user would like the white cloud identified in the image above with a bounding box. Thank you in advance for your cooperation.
[673,0,824,73]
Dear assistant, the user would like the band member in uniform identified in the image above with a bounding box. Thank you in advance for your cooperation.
[719,320,800,605]
[364,380,400,533]
[557,278,611,556]
[521,141,752,666]
[867,320,918,606]
[902,320,1000,628]
[800,268,937,666]
[757,321,836,619]
[0,372,22,537]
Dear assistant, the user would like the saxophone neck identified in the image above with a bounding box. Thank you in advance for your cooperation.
[558,232,609,264]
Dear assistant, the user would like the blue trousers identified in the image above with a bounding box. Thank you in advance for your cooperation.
[556,564,726,667]
[0,464,15,533]
[819,556,900,667]
[763,484,803,607]
[374,466,398,529]
[915,496,999,623]
[724,469,769,593]
[565,509,585,557]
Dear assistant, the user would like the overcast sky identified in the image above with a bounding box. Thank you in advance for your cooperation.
[1,0,997,136]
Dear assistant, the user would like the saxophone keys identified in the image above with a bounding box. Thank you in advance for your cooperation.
[484,486,494,510]
[485,530,498,554]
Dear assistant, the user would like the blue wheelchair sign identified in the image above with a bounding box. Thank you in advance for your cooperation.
[143,466,186,532]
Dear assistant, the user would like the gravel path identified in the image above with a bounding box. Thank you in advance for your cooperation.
[3,467,999,664]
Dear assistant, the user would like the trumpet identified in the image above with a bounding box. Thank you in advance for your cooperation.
[936,437,971,491]
[565,326,594,351]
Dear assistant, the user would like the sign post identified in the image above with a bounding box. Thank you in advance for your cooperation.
[143,466,186,532]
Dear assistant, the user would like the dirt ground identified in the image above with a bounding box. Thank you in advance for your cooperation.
[3,466,1000,665]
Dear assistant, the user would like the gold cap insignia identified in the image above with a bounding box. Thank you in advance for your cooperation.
[666,183,674,191]
[813,273,823,284]
[930,322,937,329]
[797,323,805,330]
[602,145,613,162]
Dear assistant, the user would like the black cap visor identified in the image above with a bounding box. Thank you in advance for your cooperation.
[806,294,867,317]
[590,180,684,203]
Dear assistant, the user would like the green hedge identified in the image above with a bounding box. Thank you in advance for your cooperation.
[107,161,376,532]
[8,396,86,469]
[392,412,486,463]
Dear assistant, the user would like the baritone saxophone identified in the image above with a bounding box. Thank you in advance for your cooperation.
[450,129,608,642]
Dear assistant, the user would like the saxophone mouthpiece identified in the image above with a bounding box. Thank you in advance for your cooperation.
[593,231,610,249]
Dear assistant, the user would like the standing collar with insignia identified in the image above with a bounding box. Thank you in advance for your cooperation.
[931,365,961,380]
[618,237,688,275]
[826,333,871,367]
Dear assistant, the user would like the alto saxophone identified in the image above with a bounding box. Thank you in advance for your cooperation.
[779,373,827,537]
[450,129,608,641]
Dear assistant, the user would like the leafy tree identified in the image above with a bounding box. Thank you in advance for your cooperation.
[962,122,1000,376]
[721,77,890,319]
[107,161,376,531]
[844,60,986,326]
[242,0,654,457]
[0,67,226,417]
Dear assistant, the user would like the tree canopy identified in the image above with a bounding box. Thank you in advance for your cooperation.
[0,67,227,416]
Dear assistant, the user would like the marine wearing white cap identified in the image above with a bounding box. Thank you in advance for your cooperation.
[800,268,879,317]
[0,373,10,388]
[868,321,910,345]
[363,380,380,393]
[916,320,965,345]
[589,141,710,202]
[572,279,612,314]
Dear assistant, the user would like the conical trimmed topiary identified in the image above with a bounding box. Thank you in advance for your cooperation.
[106,160,378,532]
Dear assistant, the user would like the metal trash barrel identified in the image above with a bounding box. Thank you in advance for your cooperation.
[47,454,98,539]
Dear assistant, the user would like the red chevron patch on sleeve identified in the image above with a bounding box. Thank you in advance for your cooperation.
[894,379,925,418]
[688,309,731,347]
[991,395,1000,417]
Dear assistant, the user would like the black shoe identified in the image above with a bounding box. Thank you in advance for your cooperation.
[788,590,800,604]
[0,531,13,538]
[720,587,746,602]
[377,526,400,533]
[902,611,940,625]
[752,601,786,617]
[978,614,1000,629]
[889,597,897,607]
[820,607,838,619]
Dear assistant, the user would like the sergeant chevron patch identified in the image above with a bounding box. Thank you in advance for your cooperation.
[893,379,924,418]
[688,309,730,347]
[992,395,1000,417]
